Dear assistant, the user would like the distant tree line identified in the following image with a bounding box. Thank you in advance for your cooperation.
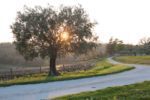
[106,37,150,56]
[138,37,150,55]
[0,43,106,69]
[0,43,44,67]
[106,37,124,55]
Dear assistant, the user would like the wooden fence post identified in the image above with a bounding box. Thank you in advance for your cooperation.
[40,66,41,73]
[10,68,13,79]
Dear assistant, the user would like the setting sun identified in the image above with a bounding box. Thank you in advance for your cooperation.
[61,32,69,41]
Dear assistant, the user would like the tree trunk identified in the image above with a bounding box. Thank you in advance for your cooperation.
[49,56,59,76]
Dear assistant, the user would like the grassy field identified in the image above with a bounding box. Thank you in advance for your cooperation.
[114,56,150,65]
[0,59,134,87]
[53,81,150,100]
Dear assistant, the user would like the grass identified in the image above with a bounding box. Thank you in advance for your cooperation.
[114,56,150,65]
[53,81,150,100]
[0,59,134,87]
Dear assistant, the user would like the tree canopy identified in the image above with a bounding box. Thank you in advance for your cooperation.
[11,5,98,75]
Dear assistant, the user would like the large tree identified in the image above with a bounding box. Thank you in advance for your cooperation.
[11,5,97,76]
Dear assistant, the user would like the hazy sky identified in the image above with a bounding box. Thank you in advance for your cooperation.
[0,0,150,44]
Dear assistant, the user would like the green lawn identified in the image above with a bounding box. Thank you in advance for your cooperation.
[53,81,150,100]
[114,56,150,65]
[0,59,134,87]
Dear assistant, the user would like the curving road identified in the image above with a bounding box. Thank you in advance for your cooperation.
[0,58,150,100]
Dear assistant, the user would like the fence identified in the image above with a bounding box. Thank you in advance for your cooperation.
[0,67,49,81]
[0,62,96,81]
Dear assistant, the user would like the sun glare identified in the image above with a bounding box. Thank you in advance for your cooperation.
[61,32,69,41]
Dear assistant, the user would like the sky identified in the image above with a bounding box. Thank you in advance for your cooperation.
[0,0,150,44]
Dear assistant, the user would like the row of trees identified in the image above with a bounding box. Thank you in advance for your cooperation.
[106,37,150,56]
[138,37,150,55]
[106,37,124,55]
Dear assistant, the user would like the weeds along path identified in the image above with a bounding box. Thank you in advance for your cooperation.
[0,58,150,100]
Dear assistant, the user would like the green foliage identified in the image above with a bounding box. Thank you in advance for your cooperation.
[106,37,124,55]
[119,37,150,56]
[11,5,97,60]
[0,59,133,87]
[139,37,150,55]
[119,44,137,55]
[11,5,98,75]
[54,81,150,100]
